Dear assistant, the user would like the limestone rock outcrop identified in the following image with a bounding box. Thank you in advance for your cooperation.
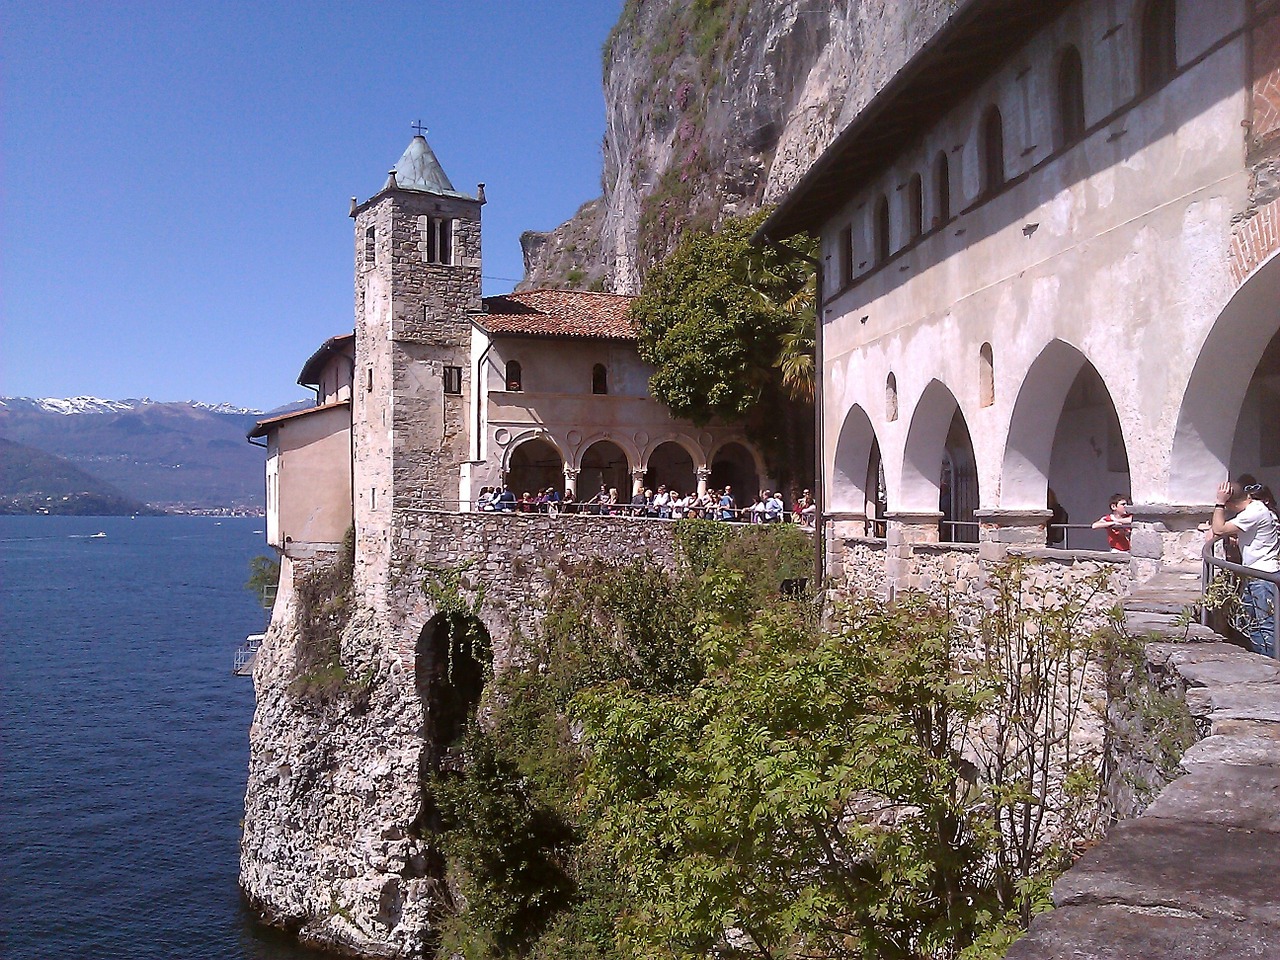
[518,0,956,294]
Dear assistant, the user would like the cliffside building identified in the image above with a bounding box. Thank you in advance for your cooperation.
[250,132,767,598]
[761,0,1280,583]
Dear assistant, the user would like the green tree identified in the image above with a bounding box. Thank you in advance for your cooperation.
[630,212,816,488]
[245,554,280,609]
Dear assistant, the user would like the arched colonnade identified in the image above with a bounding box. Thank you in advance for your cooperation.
[499,429,768,505]
[831,252,1280,548]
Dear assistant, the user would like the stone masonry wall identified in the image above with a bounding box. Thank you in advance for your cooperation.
[242,512,683,958]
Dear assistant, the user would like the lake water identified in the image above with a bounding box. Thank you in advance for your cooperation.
[1,516,332,960]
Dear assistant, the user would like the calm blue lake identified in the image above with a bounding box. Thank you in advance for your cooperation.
[0,516,331,960]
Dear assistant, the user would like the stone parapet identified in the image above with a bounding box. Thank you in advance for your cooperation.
[1128,503,1214,581]
[1007,598,1280,958]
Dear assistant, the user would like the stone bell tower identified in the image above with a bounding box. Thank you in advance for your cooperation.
[349,133,484,603]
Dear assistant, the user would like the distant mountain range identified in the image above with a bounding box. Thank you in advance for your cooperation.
[0,396,309,513]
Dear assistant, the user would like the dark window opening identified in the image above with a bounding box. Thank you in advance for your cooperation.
[425,217,453,266]
[416,615,488,766]
[873,194,891,264]
[364,226,375,265]
[907,173,923,242]
[839,226,855,287]
[1140,0,1177,93]
[592,363,608,395]
[934,152,950,225]
[443,365,463,395]
[1057,46,1086,147]
[505,359,523,392]
[981,106,1005,196]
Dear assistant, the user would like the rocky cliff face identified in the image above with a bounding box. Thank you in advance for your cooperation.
[518,0,957,294]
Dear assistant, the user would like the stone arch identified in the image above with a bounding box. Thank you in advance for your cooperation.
[1001,340,1130,544]
[1169,251,1280,503]
[643,437,701,495]
[900,379,979,519]
[504,433,565,498]
[831,404,879,513]
[415,613,490,768]
[708,439,764,502]
[577,437,632,501]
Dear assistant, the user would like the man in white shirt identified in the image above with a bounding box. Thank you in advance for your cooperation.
[1212,480,1280,658]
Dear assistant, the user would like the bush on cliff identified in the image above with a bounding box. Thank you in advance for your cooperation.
[429,537,1114,960]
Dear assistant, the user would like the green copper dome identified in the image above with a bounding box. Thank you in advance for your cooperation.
[383,134,473,200]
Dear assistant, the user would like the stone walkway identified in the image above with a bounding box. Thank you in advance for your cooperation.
[1006,569,1280,959]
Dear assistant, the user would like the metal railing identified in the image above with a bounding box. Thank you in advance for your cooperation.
[939,519,980,543]
[1046,523,1109,550]
[1201,540,1280,661]
[418,498,815,525]
[233,634,264,676]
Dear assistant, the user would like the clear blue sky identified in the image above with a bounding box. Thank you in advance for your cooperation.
[2,1,624,411]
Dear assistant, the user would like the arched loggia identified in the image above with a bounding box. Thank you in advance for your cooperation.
[831,404,879,515]
[1170,253,1280,503]
[1002,340,1130,549]
[900,379,979,540]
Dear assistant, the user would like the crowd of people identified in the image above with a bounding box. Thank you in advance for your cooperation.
[473,482,817,527]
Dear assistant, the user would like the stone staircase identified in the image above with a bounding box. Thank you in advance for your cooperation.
[1006,566,1280,959]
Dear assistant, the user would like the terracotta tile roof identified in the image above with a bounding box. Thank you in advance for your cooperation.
[478,289,636,340]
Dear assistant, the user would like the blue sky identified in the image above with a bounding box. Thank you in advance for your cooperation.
[2,1,624,411]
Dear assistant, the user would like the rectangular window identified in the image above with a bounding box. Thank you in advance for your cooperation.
[442,365,463,395]
[425,217,453,265]
[839,226,855,287]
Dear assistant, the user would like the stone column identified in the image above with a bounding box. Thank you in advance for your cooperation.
[973,508,1053,561]
[562,467,579,498]
[884,511,943,593]
[1128,503,1214,580]
[696,467,711,497]
[632,468,647,497]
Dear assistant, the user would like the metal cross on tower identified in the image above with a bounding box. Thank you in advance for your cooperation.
[411,120,428,137]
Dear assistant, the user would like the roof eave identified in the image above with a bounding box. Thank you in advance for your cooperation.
[756,0,1069,243]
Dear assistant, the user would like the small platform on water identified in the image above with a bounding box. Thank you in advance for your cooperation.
[233,634,264,677]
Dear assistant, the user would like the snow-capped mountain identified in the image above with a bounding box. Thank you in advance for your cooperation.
[0,396,265,416]
[0,396,280,510]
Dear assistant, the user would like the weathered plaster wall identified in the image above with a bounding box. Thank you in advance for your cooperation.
[469,331,759,497]
[822,1,1268,525]
[269,404,352,550]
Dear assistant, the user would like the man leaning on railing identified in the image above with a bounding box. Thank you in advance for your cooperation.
[1210,480,1280,658]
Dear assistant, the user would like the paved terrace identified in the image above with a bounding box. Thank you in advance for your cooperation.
[1008,570,1280,959]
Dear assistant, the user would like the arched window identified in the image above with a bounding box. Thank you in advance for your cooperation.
[1056,46,1086,147]
[873,194,891,264]
[592,363,608,395]
[979,343,994,408]
[906,173,923,242]
[980,106,1005,196]
[364,226,375,265]
[886,372,899,422]
[934,151,951,225]
[505,359,522,392]
[1140,0,1177,93]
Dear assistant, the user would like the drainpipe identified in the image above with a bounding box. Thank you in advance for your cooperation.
[758,234,825,595]
[474,330,495,463]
